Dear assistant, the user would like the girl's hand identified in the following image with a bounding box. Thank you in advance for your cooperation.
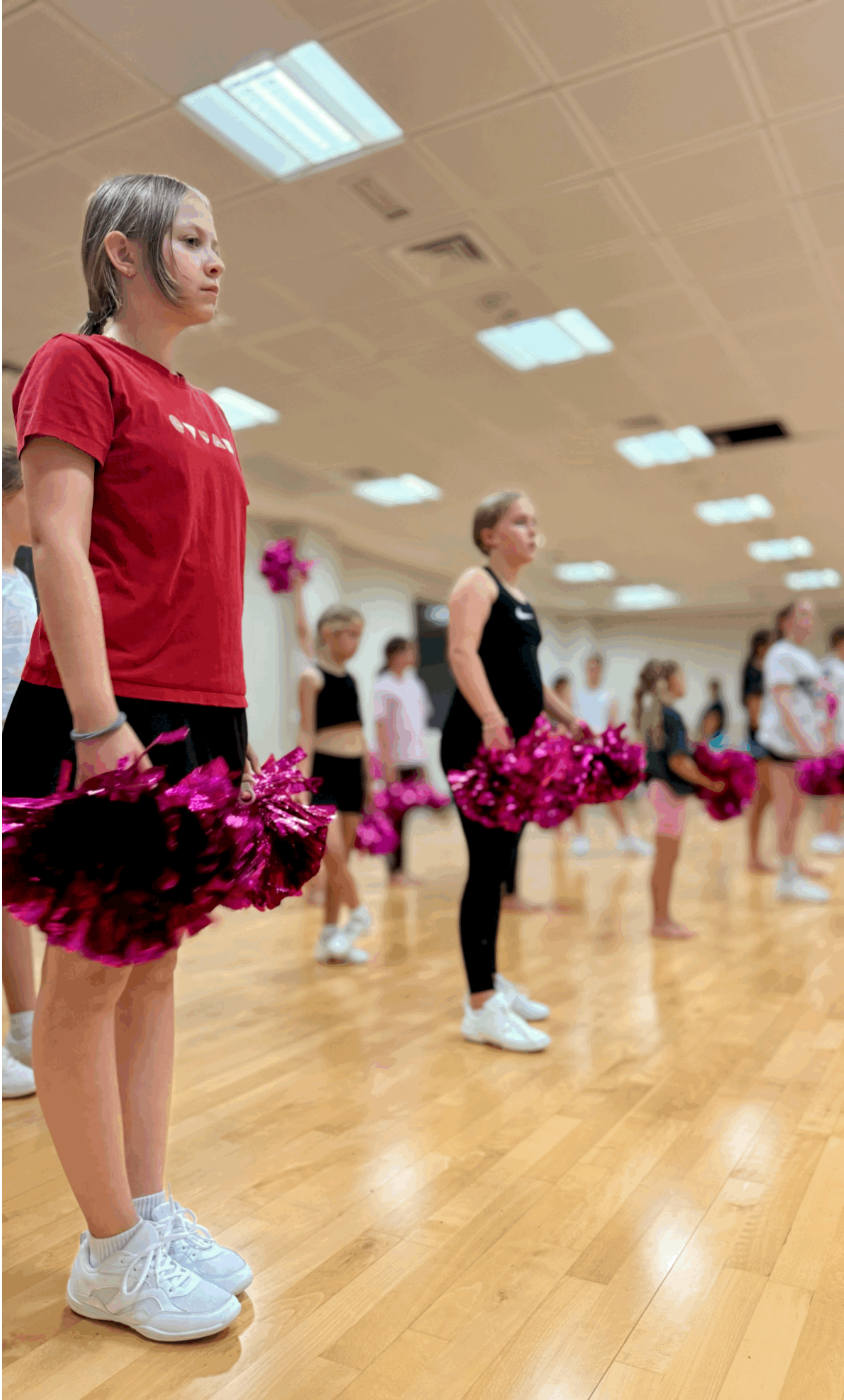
[483,719,513,752]
[706,778,725,794]
[74,722,150,788]
[240,744,262,803]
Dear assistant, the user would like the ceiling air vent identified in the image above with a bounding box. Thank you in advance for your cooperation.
[347,174,409,221]
[704,420,789,448]
[389,223,508,288]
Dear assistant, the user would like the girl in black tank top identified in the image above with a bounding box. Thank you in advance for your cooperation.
[441,491,580,1055]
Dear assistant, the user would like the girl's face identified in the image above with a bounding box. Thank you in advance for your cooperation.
[667,667,686,699]
[586,657,602,688]
[789,599,815,642]
[485,496,537,565]
[327,622,363,662]
[163,191,225,327]
[2,487,30,550]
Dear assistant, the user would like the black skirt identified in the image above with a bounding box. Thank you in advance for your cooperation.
[2,680,248,798]
[309,752,364,814]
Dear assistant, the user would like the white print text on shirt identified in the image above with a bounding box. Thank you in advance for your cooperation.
[169,415,234,454]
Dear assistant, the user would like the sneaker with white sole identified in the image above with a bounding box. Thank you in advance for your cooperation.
[344,904,371,936]
[811,833,844,856]
[775,873,829,903]
[150,1194,252,1295]
[66,1219,241,1342]
[2,1044,36,1098]
[494,973,549,1022]
[314,925,369,964]
[570,836,590,857]
[617,833,654,857]
[461,990,550,1052]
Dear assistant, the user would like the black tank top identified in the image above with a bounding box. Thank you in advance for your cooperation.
[315,667,361,732]
[440,567,543,773]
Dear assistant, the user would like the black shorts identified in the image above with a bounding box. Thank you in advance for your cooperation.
[310,752,364,814]
[2,680,248,798]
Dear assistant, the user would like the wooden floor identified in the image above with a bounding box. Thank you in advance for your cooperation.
[4,799,844,1400]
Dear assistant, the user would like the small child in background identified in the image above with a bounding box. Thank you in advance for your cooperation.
[634,660,724,941]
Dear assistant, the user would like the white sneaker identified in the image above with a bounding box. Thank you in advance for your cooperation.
[314,925,369,964]
[5,1029,32,1069]
[617,833,654,857]
[2,1044,36,1098]
[461,990,550,1052]
[494,973,549,1022]
[570,836,590,857]
[775,873,830,904]
[151,1194,252,1295]
[811,833,844,855]
[345,904,371,936]
[66,1219,241,1342]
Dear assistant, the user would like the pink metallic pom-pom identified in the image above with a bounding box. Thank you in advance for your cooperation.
[796,748,844,798]
[692,744,758,821]
[448,717,578,832]
[355,810,399,856]
[565,725,646,806]
[376,780,450,818]
[260,538,314,594]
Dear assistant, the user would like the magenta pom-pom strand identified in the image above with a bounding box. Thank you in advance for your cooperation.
[355,810,400,856]
[796,748,844,798]
[260,538,314,594]
[692,744,758,821]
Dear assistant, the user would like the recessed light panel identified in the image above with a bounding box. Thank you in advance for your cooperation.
[477,309,612,371]
[352,474,442,507]
[553,561,616,583]
[612,584,679,610]
[210,387,280,431]
[695,494,774,525]
[747,537,813,563]
[615,426,714,468]
[784,568,841,591]
[180,43,403,180]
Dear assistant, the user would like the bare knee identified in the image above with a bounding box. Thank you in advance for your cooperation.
[39,946,132,1022]
[121,949,178,997]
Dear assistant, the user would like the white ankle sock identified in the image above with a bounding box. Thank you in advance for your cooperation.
[319,924,338,939]
[133,1190,167,1220]
[7,1011,33,1042]
[782,858,797,880]
[88,1220,143,1266]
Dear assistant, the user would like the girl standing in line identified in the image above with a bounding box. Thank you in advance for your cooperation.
[2,449,38,1098]
[441,490,581,1052]
[757,600,834,902]
[374,636,433,885]
[298,604,372,963]
[570,652,652,858]
[634,661,724,940]
[814,624,844,856]
[742,628,775,872]
[4,174,258,1341]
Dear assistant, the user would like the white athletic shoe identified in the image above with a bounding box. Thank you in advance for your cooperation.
[150,1195,252,1295]
[775,873,830,904]
[2,1045,36,1099]
[570,836,590,857]
[66,1219,241,1342]
[617,833,654,857]
[811,833,844,856]
[461,990,550,1052]
[4,1029,32,1069]
[314,925,369,964]
[494,973,550,1022]
[345,904,371,936]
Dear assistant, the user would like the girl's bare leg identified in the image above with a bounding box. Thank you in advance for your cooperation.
[2,911,36,1015]
[608,801,627,836]
[769,762,804,862]
[650,834,680,929]
[323,818,358,925]
[747,760,775,871]
[114,950,177,1200]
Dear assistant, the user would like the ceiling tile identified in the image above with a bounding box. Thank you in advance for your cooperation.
[727,0,794,15]
[286,0,418,27]
[3,5,164,146]
[496,182,638,257]
[623,133,783,228]
[6,256,88,328]
[252,325,363,373]
[742,2,844,114]
[341,302,454,353]
[267,252,406,316]
[803,189,844,250]
[734,307,842,363]
[435,275,557,332]
[509,0,715,78]
[2,122,49,171]
[337,145,461,228]
[213,187,358,274]
[668,208,806,277]
[597,289,705,341]
[702,263,824,320]
[540,245,676,304]
[777,106,844,191]
[328,0,543,131]
[2,161,97,253]
[828,247,844,297]
[571,40,753,161]
[218,277,311,339]
[545,356,660,422]
[420,96,594,202]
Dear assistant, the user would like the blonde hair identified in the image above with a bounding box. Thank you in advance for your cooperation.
[316,604,363,645]
[472,490,523,554]
[633,660,680,748]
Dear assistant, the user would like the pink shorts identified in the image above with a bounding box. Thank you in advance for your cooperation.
[648,779,687,839]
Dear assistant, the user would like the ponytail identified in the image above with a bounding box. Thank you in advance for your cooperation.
[633,660,680,748]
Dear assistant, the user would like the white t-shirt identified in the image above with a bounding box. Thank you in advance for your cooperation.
[372,670,433,766]
[2,567,38,723]
[821,652,844,745]
[757,640,826,757]
[576,685,616,733]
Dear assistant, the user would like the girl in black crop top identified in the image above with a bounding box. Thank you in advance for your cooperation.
[297,599,372,965]
[441,491,581,1054]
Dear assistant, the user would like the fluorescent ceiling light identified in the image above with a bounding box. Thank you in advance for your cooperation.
[748,537,813,563]
[694,494,773,525]
[784,568,841,591]
[352,474,442,507]
[615,426,714,468]
[210,387,280,431]
[612,584,679,610]
[554,561,616,583]
[179,43,403,180]
[477,309,612,371]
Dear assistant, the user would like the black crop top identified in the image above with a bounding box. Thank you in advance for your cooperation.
[315,667,361,732]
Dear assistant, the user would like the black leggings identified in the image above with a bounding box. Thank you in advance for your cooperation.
[457,809,523,994]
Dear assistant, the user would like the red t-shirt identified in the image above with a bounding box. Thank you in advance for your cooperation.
[13,334,248,707]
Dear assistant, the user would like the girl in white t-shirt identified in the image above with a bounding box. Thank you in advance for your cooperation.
[813,623,844,856]
[2,449,37,1099]
[570,653,652,859]
[757,600,835,902]
[373,636,433,885]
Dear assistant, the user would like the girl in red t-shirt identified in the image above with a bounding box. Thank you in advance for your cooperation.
[4,174,261,1341]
